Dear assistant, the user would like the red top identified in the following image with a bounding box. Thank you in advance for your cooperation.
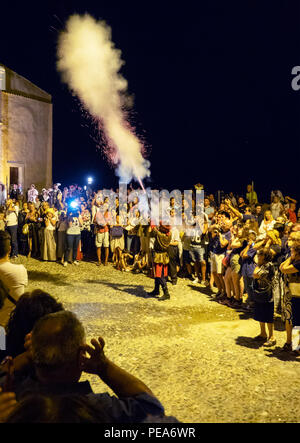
[288,209,297,224]
[94,210,111,233]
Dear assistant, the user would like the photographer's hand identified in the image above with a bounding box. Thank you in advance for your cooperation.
[81,337,154,398]
[81,337,107,375]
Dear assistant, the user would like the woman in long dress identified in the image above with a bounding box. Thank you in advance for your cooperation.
[18,202,30,256]
[42,208,57,261]
[280,241,300,353]
[251,248,276,347]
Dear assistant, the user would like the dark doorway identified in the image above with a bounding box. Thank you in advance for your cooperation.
[10,167,18,186]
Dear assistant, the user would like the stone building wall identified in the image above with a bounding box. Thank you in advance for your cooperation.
[0,65,52,191]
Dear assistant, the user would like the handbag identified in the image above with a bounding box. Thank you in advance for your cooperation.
[288,282,300,297]
[22,224,29,235]
[222,254,230,268]
[110,226,123,238]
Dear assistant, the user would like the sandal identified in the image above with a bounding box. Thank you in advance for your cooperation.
[264,339,277,347]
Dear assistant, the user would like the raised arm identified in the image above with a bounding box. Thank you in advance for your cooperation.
[81,337,154,398]
[225,199,243,220]
[280,257,299,274]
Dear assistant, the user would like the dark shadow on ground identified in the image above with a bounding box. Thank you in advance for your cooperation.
[187,284,253,320]
[84,279,154,298]
[236,311,252,320]
[264,346,300,362]
[28,271,71,287]
[187,284,211,296]
[235,336,266,350]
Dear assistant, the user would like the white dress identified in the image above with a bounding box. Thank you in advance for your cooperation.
[258,220,276,239]
[28,188,39,203]
[42,217,57,261]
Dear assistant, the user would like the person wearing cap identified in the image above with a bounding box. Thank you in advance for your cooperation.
[146,223,171,301]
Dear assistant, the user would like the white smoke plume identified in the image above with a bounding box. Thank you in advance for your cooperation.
[57,14,150,183]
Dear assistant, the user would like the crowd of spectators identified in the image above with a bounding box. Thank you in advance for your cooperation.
[0,181,299,422]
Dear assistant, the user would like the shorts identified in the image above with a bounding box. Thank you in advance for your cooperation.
[189,245,205,263]
[210,252,225,274]
[95,231,109,248]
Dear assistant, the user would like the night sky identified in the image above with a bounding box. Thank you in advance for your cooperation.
[1,1,299,202]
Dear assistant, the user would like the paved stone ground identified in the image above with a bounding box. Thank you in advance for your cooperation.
[1,256,300,423]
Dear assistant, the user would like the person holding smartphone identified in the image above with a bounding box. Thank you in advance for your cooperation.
[64,209,83,266]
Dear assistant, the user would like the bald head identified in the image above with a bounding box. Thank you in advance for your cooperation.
[31,311,85,377]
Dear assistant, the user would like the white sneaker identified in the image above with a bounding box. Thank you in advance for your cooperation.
[63,262,68,267]
[193,277,199,284]
[73,261,79,265]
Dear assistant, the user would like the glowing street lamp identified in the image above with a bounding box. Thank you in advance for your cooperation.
[87,177,93,185]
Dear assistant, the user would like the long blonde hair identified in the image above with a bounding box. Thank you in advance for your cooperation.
[264,210,274,222]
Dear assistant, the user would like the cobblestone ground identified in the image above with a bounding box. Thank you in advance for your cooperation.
[1,257,300,423]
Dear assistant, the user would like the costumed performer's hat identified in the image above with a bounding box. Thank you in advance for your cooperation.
[159,222,171,234]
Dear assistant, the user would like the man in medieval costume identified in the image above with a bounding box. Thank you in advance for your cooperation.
[146,223,171,301]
